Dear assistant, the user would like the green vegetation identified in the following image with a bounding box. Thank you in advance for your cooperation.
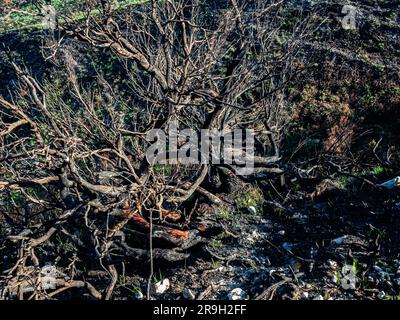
[338,176,350,189]
[236,185,264,215]
[0,0,143,32]
[372,165,385,177]
[153,164,174,176]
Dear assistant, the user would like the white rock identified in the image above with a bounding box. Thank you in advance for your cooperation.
[302,292,309,299]
[134,291,144,300]
[183,288,196,300]
[251,230,261,238]
[155,278,170,294]
[377,291,386,299]
[228,288,247,300]
[278,230,285,236]
[332,235,349,245]
[313,295,324,300]
[248,206,257,214]
[327,259,338,269]
[373,265,383,273]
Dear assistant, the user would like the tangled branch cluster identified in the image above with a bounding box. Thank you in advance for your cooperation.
[0,0,318,299]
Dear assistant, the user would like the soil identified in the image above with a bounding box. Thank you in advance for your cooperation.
[106,175,400,301]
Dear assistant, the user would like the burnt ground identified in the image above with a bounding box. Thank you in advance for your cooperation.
[104,172,400,301]
[0,0,399,301]
[106,1,400,301]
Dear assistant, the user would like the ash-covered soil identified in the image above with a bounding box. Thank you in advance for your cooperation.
[109,174,400,301]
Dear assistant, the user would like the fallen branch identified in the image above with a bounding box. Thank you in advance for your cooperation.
[255,277,291,300]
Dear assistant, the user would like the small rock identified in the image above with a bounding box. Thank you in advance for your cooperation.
[183,288,196,300]
[134,291,144,300]
[247,206,257,214]
[332,235,349,245]
[373,265,383,272]
[278,230,285,236]
[155,279,170,294]
[302,292,309,299]
[313,295,324,300]
[282,242,293,250]
[377,291,386,299]
[252,230,261,238]
[228,288,247,300]
[327,260,338,269]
